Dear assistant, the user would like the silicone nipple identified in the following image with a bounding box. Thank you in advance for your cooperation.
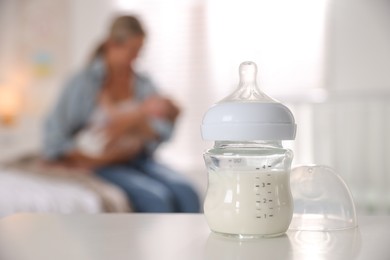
[201,61,297,141]
[223,61,275,102]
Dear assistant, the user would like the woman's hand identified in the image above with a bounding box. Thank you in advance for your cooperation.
[102,137,144,164]
[103,111,140,146]
[141,96,180,122]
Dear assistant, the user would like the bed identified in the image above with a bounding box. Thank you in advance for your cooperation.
[0,156,131,217]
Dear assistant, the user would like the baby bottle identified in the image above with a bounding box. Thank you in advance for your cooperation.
[201,61,297,238]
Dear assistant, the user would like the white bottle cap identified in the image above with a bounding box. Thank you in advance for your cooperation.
[201,61,296,141]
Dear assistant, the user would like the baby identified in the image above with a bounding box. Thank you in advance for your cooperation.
[75,95,177,158]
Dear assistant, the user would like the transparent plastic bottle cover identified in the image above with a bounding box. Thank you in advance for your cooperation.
[201,61,297,238]
[290,165,358,231]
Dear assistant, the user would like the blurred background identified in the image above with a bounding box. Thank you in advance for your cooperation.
[0,0,389,215]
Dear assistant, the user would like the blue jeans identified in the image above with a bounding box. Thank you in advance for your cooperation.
[96,158,200,213]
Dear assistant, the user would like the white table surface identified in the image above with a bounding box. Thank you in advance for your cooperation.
[0,214,388,260]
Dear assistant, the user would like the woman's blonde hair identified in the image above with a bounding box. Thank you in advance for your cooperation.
[92,15,145,60]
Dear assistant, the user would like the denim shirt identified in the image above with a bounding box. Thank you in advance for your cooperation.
[43,58,173,160]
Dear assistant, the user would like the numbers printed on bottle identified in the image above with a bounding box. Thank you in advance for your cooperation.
[254,167,274,219]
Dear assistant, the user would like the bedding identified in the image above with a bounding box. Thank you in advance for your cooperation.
[0,156,130,217]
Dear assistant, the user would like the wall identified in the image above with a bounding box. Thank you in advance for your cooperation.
[325,0,390,92]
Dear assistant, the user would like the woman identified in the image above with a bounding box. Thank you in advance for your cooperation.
[43,15,200,213]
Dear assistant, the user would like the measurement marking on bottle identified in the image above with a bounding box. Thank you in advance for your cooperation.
[256,167,260,170]
[268,165,272,168]
[253,172,276,221]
